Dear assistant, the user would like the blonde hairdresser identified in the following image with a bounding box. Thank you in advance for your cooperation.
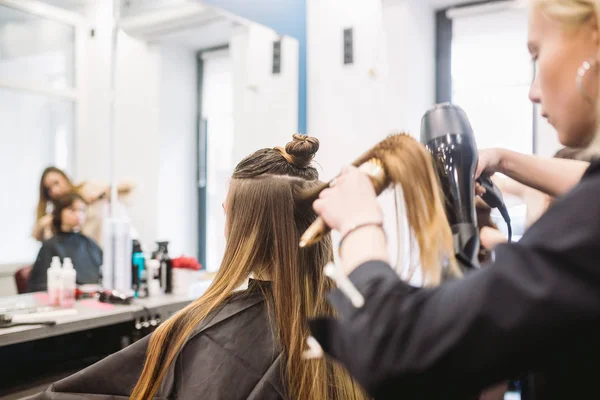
[309,1,600,399]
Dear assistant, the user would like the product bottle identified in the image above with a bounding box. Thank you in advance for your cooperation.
[60,258,77,308]
[102,200,133,293]
[146,259,161,296]
[132,240,147,298]
[156,241,173,294]
[47,256,62,306]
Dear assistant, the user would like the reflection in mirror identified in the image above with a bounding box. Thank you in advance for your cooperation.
[0,0,299,297]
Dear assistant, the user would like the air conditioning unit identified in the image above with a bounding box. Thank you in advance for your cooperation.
[118,0,248,46]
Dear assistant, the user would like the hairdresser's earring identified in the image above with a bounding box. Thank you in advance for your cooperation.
[576,59,598,104]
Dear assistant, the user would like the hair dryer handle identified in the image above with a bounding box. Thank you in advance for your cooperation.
[477,175,504,209]
[477,174,512,242]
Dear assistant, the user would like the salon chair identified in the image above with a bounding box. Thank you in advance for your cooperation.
[14,265,32,294]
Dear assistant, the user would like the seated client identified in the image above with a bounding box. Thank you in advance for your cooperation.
[28,192,102,292]
[34,134,367,400]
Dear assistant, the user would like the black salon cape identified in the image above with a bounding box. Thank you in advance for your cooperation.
[28,232,103,292]
[34,281,285,400]
[309,159,600,400]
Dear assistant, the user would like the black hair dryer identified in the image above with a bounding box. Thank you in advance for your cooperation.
[421,103,505,269]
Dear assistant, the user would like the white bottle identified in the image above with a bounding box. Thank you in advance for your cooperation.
[47,256,62,306]
[60,257,77,308]
[146,259,161,297]
[102,201,132,292]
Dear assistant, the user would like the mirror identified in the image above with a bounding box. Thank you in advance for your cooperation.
[0,0,299,296]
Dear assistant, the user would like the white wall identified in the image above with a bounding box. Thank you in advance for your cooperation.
[156,46,198,258]
[449,3,561,157]
[113,31,161,248]
[76,2,297,258]
[76,0,111,183]
[77,0,195,254]
[76,0,162,247]
[308,0,435,181]
[231,24,299,163]
[308,0,435,276]
[200,24,299,271]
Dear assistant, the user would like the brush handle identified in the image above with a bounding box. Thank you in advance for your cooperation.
[300,218,329,248]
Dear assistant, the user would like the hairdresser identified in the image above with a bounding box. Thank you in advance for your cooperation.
[34,167,133,245]
[309,1,600,399]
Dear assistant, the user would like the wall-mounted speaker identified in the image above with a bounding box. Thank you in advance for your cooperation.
[272,39,282,74]
[343,28,353,65]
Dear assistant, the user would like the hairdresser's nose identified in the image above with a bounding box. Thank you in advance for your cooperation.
[529,73,541,104]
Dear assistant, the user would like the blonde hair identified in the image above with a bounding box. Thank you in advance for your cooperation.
[530,0,598,25]
[530,0,600,137]
[354,134,461,287]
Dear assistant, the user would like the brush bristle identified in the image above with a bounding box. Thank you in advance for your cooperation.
[353,133,415,166]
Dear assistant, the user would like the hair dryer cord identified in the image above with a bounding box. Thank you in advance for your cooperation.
[498,205,512,243]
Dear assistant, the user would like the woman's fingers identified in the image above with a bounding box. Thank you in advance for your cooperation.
[339,165,357,175]
[480,226,508,249]
[475,183,487,196]
[312,165,382,232]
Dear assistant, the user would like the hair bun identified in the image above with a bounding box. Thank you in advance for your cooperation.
[284,134,319,168]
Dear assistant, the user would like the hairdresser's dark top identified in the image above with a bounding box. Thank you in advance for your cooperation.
[28,232,102,292]
[309,159,600,400]
[34,280,285,400]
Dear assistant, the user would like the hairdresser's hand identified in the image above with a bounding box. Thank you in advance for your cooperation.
[313,166,388,275]
[475,148,505,196]
[476,148,504,179]
[80,182,108,204]
[480,226,508,249]
[32,214,53,242]
[313,166,383,235]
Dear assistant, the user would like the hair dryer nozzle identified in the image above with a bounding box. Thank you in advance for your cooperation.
[420,103,475,144]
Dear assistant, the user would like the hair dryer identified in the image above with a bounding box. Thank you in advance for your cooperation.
[421,103,509,269]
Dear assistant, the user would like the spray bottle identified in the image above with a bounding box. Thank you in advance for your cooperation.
[60,258,77,308]
[47,256,62,306]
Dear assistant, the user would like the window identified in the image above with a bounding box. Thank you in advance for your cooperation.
[447,3,559,241]
[450,5,534,154]
[200,49,234,272]
[0,1,81,264]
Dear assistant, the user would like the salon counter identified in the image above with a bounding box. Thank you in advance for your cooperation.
[0,293,194,348]
[0,293,201,399]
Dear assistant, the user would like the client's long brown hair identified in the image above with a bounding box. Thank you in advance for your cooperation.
[355,133,460,286]
[131,134,366,400]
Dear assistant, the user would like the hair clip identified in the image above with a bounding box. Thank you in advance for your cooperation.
[324,262,364,308]
[302,335,324,360]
